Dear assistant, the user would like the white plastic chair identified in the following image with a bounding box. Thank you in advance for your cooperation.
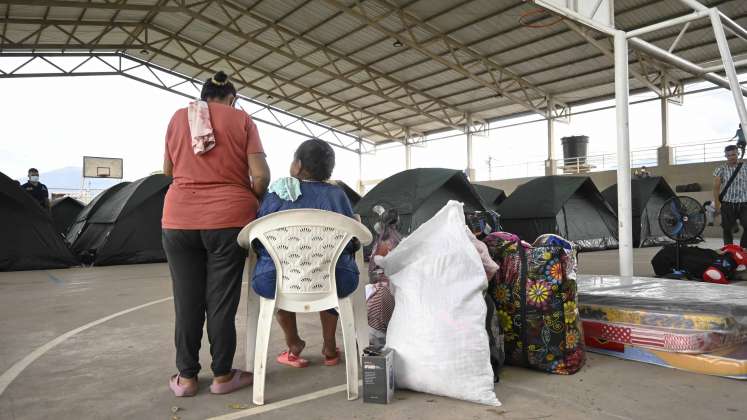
[238,209,373,405]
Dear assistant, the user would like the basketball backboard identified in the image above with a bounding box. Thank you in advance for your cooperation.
[533,0,615,33]
[83,156,123,179]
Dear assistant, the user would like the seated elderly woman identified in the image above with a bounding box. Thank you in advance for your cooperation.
[252,139,359,368]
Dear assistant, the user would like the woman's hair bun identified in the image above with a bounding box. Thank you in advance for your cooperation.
[213,71,228,83]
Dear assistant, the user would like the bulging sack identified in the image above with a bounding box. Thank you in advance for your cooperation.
[379,201,500,406]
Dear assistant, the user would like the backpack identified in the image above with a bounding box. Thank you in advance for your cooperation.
[651,245,731,280]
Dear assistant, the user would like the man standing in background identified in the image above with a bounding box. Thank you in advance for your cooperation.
[21,168,50,208]
[714,145,747,246]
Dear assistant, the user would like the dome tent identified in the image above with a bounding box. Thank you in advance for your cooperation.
[331,180,362,206]
[472,184,507,211]
[355,168,486,236]
[497,176,618,251]
[50,196,85,236]
[0,171,77,271]
[67,174,171,266]
[601,177,676,248]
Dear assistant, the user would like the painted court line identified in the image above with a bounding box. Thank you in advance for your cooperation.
[0,296,174,397]
[205,384,350,420]
[0,281,249,397]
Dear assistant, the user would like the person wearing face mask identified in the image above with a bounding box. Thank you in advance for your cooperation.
[21,168,49,208]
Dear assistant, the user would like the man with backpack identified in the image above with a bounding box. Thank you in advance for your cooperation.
[714,145,747,246]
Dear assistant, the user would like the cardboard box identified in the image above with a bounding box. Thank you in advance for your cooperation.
[362,346,394,404]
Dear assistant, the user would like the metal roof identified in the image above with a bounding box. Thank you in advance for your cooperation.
[1,0,746,144]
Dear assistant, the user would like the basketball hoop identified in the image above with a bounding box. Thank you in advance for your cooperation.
[519,7,564,29]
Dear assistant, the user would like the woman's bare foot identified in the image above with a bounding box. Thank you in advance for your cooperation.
[322,341,338,359]
[288,338,306,357]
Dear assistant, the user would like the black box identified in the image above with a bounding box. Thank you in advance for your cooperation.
[362,346,394,404]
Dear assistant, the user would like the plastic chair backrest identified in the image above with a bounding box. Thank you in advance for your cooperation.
[238,209,373,312]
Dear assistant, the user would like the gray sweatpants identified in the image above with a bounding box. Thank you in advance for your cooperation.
[162,228,247,378]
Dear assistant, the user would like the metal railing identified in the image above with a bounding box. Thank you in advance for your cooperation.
[477,148,659,179]
[475,138,735,181]
[49,188,106,204]
[672,139,733,164]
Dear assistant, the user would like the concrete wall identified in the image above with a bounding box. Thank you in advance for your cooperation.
[476,160,725,238]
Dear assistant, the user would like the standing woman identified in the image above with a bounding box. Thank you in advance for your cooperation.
[162,71,270,396]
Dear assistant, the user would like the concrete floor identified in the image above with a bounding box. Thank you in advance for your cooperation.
[1,242,746,420]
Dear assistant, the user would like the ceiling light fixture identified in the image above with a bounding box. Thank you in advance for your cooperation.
[392,40,403,48]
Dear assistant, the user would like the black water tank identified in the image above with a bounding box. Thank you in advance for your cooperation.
[561,135,589,166]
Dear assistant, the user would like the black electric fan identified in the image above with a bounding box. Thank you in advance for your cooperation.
[658,196,707,272]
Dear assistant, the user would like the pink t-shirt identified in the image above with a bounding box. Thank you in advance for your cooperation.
[162,103,265,230]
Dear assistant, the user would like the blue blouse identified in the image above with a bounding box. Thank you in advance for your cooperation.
[251,181,360,299]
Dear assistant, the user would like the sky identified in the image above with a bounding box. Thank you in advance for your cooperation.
[0,73,744,192]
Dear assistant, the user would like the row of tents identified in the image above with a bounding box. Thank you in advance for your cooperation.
[353,168,677,252]
[1,172,171,271]
[1,168,677,271]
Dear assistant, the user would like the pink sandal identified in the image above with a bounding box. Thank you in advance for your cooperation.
[276,350,310,368]
[209,369,253,394]
[322,347,341,366]
[169,374,198,397]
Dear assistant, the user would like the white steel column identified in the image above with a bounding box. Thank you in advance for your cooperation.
[658,79,673,167]
[546,111,556,176]
[661,95,669,148]
[615,31,634,277]
[357,139,364,194]
[405,128,412,170]
[711,9,747,130]
[466,113,475,180]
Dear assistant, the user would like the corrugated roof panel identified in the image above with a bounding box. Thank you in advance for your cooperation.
[95,29,132,46]
[424,0,522,32]
[231,44,272,65]
[250,52,296,73]
[4,0,747,143]
[49,6,96,20]
[372,48,434,74]
[294,70,338,89]
[178,20,224,45]
[277,2,341,35]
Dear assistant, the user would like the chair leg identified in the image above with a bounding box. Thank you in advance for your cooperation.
[253,297,275,406]
[245,256,259,372]
[351,277,369,362]
[353,250,369,362]
[338,296,359,401]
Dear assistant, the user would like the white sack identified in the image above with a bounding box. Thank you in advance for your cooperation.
[379,200,500,406]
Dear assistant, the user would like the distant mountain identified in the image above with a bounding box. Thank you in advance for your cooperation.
[16,166,120,192]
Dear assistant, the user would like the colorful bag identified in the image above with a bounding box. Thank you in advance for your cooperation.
[483,232,585,374]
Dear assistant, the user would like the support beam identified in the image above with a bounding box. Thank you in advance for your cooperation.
[466,113,475,180]
[405,128,412,170]
[0,52,368,155]
[625,10,710,38]
[357,140,364,194]
[323,0,564,118]
[658,80,674,167]
[545,110,557,176]
[661,97,670,148]
[615,31,634,277]
[565,20,665,97]
[628,37,747,96]
[545,96,558,176]
[711,9,747,131]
